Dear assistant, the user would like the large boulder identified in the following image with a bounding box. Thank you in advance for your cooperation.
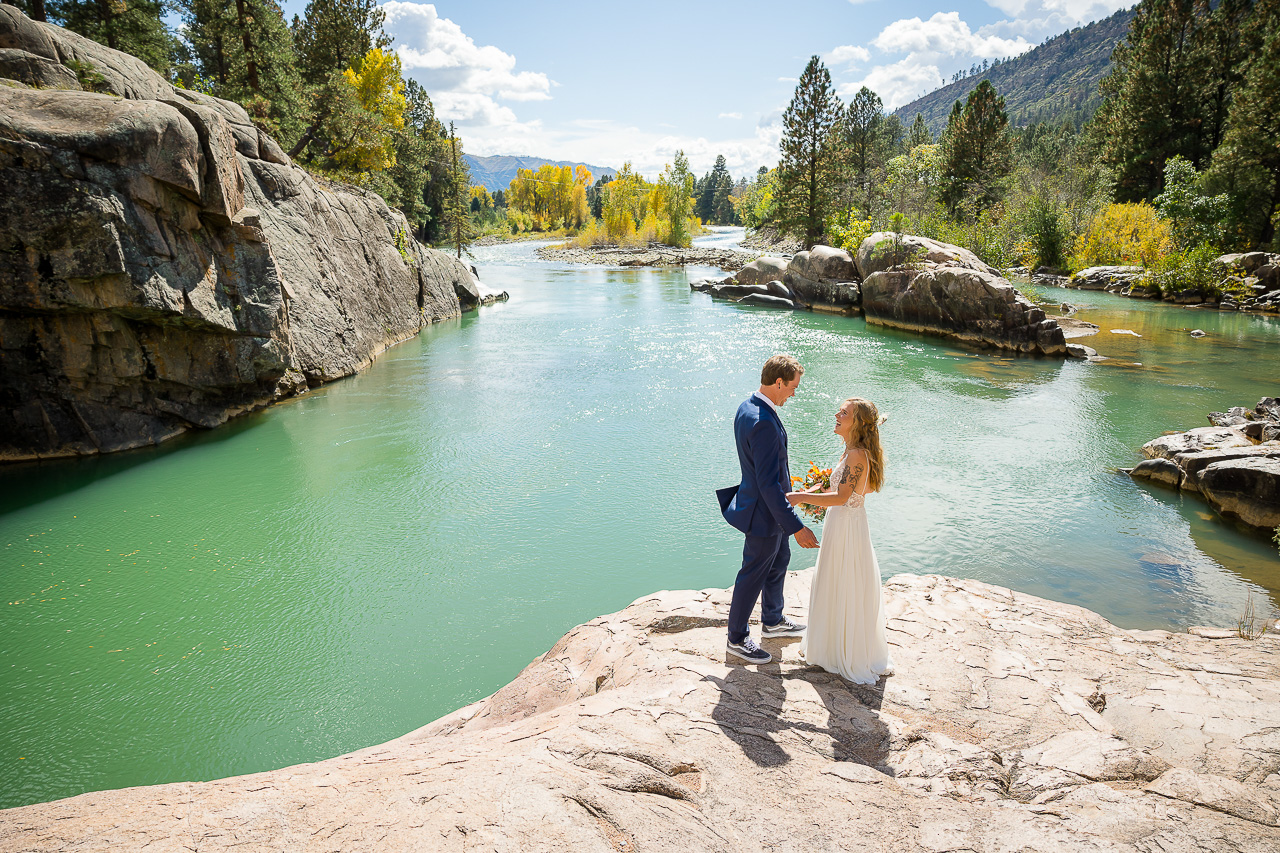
[856,232,997,280]
[789,244,857,282]
[0,9,474,461]
[1069,266,1144,291]
[781,245,861,315]
[1141,426,1253,461]
[861,266,1067,356]
[732,256,789,287]
[1198,457,1280,529]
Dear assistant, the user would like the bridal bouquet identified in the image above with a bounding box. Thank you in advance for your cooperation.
[791,463,832,521]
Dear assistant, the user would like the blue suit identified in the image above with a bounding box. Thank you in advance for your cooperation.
[717,394,805,644]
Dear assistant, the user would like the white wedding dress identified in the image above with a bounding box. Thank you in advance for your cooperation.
[801,456,894,684]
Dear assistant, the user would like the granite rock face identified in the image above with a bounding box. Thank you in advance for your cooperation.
[0,8,477,461]
[861,265,1067,356]
[3,570,1278,851]
[782,245,861,314]
[856,231,998,280]
[1129,399,1280,532]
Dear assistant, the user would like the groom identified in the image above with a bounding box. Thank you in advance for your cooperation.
[717,355,818,664]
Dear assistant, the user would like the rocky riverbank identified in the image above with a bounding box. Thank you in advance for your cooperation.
[3,569,1278,851]
[1126,398,1280,534]
[536,243,755,270]
[0,9,487,462]
[694,233,1067,356]
[1035,254,1280,314]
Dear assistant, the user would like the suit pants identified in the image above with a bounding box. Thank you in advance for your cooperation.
[727,532,789,644]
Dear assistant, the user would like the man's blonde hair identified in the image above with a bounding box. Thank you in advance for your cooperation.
[761,355,804,386]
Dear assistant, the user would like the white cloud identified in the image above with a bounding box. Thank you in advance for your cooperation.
[383,1,552,131]
[872,11,1031,61]
[827,44,871,66]
[840,59,945,110]
[718,112,743,120]
[777,76,798,83]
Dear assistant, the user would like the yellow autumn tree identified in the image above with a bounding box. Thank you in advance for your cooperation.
[507,164,592,232]
[1071,202,1173,269]
[334,48,406,171]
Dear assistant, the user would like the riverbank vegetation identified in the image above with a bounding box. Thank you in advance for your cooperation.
[759,0,1279,298]
[12,0,475,250]
[483,152,746,249]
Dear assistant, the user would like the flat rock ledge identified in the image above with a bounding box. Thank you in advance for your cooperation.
[4,571,1279,852]
[536,244,754,270]
[1127,397,1280,532]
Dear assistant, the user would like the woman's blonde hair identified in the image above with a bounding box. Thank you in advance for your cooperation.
[843,397,885,492]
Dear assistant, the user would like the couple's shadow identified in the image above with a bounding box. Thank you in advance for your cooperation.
[707,646,891,770]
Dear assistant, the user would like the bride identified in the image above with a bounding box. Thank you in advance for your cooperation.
[786,398,893,684]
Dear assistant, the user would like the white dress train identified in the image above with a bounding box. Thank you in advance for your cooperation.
[801,457,894,684]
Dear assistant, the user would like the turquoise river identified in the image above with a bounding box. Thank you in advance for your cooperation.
[2,228,1278,810]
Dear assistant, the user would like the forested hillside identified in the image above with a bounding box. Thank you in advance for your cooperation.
[465,155,616,192]
[895,7,1136,133]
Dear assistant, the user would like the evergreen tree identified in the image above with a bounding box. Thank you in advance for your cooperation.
[839,86,884,191]
[940,80,1012,214]
[291,0,389,87]
[907,113,932,149]
[441,122,476,257]
[880,113,905,160]
[1096,0,1214,201]
[1211,0,1280,246]
[47,0,175,74]
[179,0,306,142]
[776,56,841,248]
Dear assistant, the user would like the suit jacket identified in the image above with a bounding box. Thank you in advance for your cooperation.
[718,394,805,538]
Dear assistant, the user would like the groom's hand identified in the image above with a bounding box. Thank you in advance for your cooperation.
[795,527,818,548]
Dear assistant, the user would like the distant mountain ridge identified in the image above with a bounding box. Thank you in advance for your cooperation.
[464,154,617,192]
[894,7,1136,134]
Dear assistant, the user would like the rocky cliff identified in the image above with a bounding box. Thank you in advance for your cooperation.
[0,8,480,462]
[2,570,1278,851]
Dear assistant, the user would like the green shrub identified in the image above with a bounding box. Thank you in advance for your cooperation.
[1025,194,1068,270]
[1143,244,1221,295]
[825,208,873,253]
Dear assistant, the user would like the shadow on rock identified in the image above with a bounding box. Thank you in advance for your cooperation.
[707,663,892,772]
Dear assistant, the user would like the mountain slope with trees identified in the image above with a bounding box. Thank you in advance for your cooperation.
[895,6,1136,133]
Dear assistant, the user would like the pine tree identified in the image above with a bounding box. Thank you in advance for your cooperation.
[840,86,884,189]
[179,0,306,143]
[1211,0,1280,246]
[939,80,1011,214]
[1096,0,1214,201]
[907,113,932,149]
[47,0,176,74]
[442,122,476,257]
[776,56,841,248]
[292,0,389,87]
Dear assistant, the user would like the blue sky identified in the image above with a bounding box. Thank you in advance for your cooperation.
[276,1,1131,179]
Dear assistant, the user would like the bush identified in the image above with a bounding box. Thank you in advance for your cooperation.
[1025,194,1068,271]
[825,208,874,253]
[1154,156,1231,249]
[1142,245,1221,296]
[1071,202,1172,269]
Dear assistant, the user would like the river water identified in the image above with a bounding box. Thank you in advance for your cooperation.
[2,227,1278,809]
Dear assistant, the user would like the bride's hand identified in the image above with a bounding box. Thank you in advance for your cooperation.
[786,491,805,506]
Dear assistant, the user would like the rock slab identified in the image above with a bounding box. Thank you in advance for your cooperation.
[1129,398,1280,532]
[0,8,479,461]
[2,571,1278,851]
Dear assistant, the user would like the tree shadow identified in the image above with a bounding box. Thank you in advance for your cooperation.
[707,658,893,772]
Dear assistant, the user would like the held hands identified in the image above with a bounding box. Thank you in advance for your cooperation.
[794,527,819,549]
[786,491,806,506]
